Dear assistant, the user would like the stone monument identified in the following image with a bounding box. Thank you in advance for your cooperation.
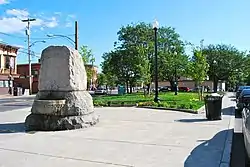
[25,46,99,131]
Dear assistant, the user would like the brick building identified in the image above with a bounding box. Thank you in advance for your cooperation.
[14,63,98,94]
[0,43,20,95]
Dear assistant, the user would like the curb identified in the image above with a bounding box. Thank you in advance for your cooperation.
[197,105,205,114]
[219,106,235,167]
[136,106,198,114]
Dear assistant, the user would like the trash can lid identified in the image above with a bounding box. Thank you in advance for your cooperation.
[211,93,221,96]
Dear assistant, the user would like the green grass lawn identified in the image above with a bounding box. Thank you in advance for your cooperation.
[93,92,205,111]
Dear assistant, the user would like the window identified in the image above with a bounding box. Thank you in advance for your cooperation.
[0,81,3,87]
[5,55,10,69]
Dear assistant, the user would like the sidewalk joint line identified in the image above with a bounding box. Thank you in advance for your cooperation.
[0,147,134,167]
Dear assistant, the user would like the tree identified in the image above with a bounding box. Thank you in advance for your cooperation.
[96,73,107,87]
[188,48,209,100]
[79,45,95,89]
[79,45,93,64]
[203,44,246,92]
[157,27,188,90]
[101,22,187,94]
[115,22,153,93]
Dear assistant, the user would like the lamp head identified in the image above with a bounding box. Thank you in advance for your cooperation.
[153,19,159,29]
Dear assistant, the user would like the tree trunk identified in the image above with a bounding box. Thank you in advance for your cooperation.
[126,81,129,94]
[214,78,218,93]
[129,84,132,94]
[146,83,151,95]
[169,80,175,91]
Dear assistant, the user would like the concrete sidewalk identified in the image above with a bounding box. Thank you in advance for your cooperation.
[0,93,235,167]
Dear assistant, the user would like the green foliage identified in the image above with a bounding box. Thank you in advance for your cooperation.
[188,49,209,85]
[93,92,204,111]
[79,45,94,64]
[157,27,189,84]
[203,44,246,81]
[97,73,107,87]
[101,22,188,91]
[79,45,95,88]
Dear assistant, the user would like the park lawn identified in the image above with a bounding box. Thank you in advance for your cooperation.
[93,92,205,111]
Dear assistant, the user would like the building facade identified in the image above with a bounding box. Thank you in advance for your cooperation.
[15,63,98,94]
[0,43,20,95]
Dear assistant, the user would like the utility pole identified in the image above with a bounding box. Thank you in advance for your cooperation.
[75,21,78,50]
[22,18,36,95]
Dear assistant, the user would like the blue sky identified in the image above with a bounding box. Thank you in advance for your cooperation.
[0,0,250,72]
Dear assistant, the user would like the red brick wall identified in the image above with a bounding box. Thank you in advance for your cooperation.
[14,63,40,94]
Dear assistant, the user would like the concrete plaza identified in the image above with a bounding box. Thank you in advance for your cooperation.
[0,93,235,167]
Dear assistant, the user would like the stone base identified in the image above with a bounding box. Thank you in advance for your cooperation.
[25,113,99,131]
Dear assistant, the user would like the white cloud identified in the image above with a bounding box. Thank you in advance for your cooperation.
[65,14,76,28]
[44,17,58,28]
[68,14,76,19]
[6,9,29,19]
[54,12,61,15]
[0,0,9,5]
[0,12,59,33]
[66,22,72,27]
[0,17,27,33]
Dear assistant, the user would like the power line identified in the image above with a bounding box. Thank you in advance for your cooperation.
[0,32,74,40]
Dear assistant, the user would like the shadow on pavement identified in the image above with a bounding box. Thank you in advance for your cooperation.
[222,106,235,116]
[176,118,208,123]
[231,99,236,102]
[184,129,230,167]
[229,96,236,98]
[0,122,25,134]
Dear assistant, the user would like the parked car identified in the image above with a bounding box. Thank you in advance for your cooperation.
[178,87,191,92]
[94,88,108,95]
[159,86,171,92]
[242,106,250,165]
[236,89,250,113]
[236,86,250,99]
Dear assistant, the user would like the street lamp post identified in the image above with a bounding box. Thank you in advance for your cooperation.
[174,51,178,95]
[153,20,160,103]
[47,34,76,50]
[213,60,217,93]
[29,40,46,48]
[22,18,36,95]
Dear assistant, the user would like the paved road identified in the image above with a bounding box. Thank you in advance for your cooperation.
[0,96,34,112]
[230,102,248,167]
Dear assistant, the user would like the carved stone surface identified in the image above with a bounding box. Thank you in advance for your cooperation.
[25,46,99,131]
[38,46,87,91]
[33,90,94,116]
[31,99,66,115]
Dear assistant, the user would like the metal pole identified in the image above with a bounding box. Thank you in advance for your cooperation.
[154,27,159,103]
[91,55,94,90]
[75,21,78,50]
[175,58,178,95]
[22,18,36,95]
[27,21,32,95]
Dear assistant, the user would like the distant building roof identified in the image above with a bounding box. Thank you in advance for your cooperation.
[0,43,20,50]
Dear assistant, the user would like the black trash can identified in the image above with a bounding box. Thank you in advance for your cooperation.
[204,94,223,120]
